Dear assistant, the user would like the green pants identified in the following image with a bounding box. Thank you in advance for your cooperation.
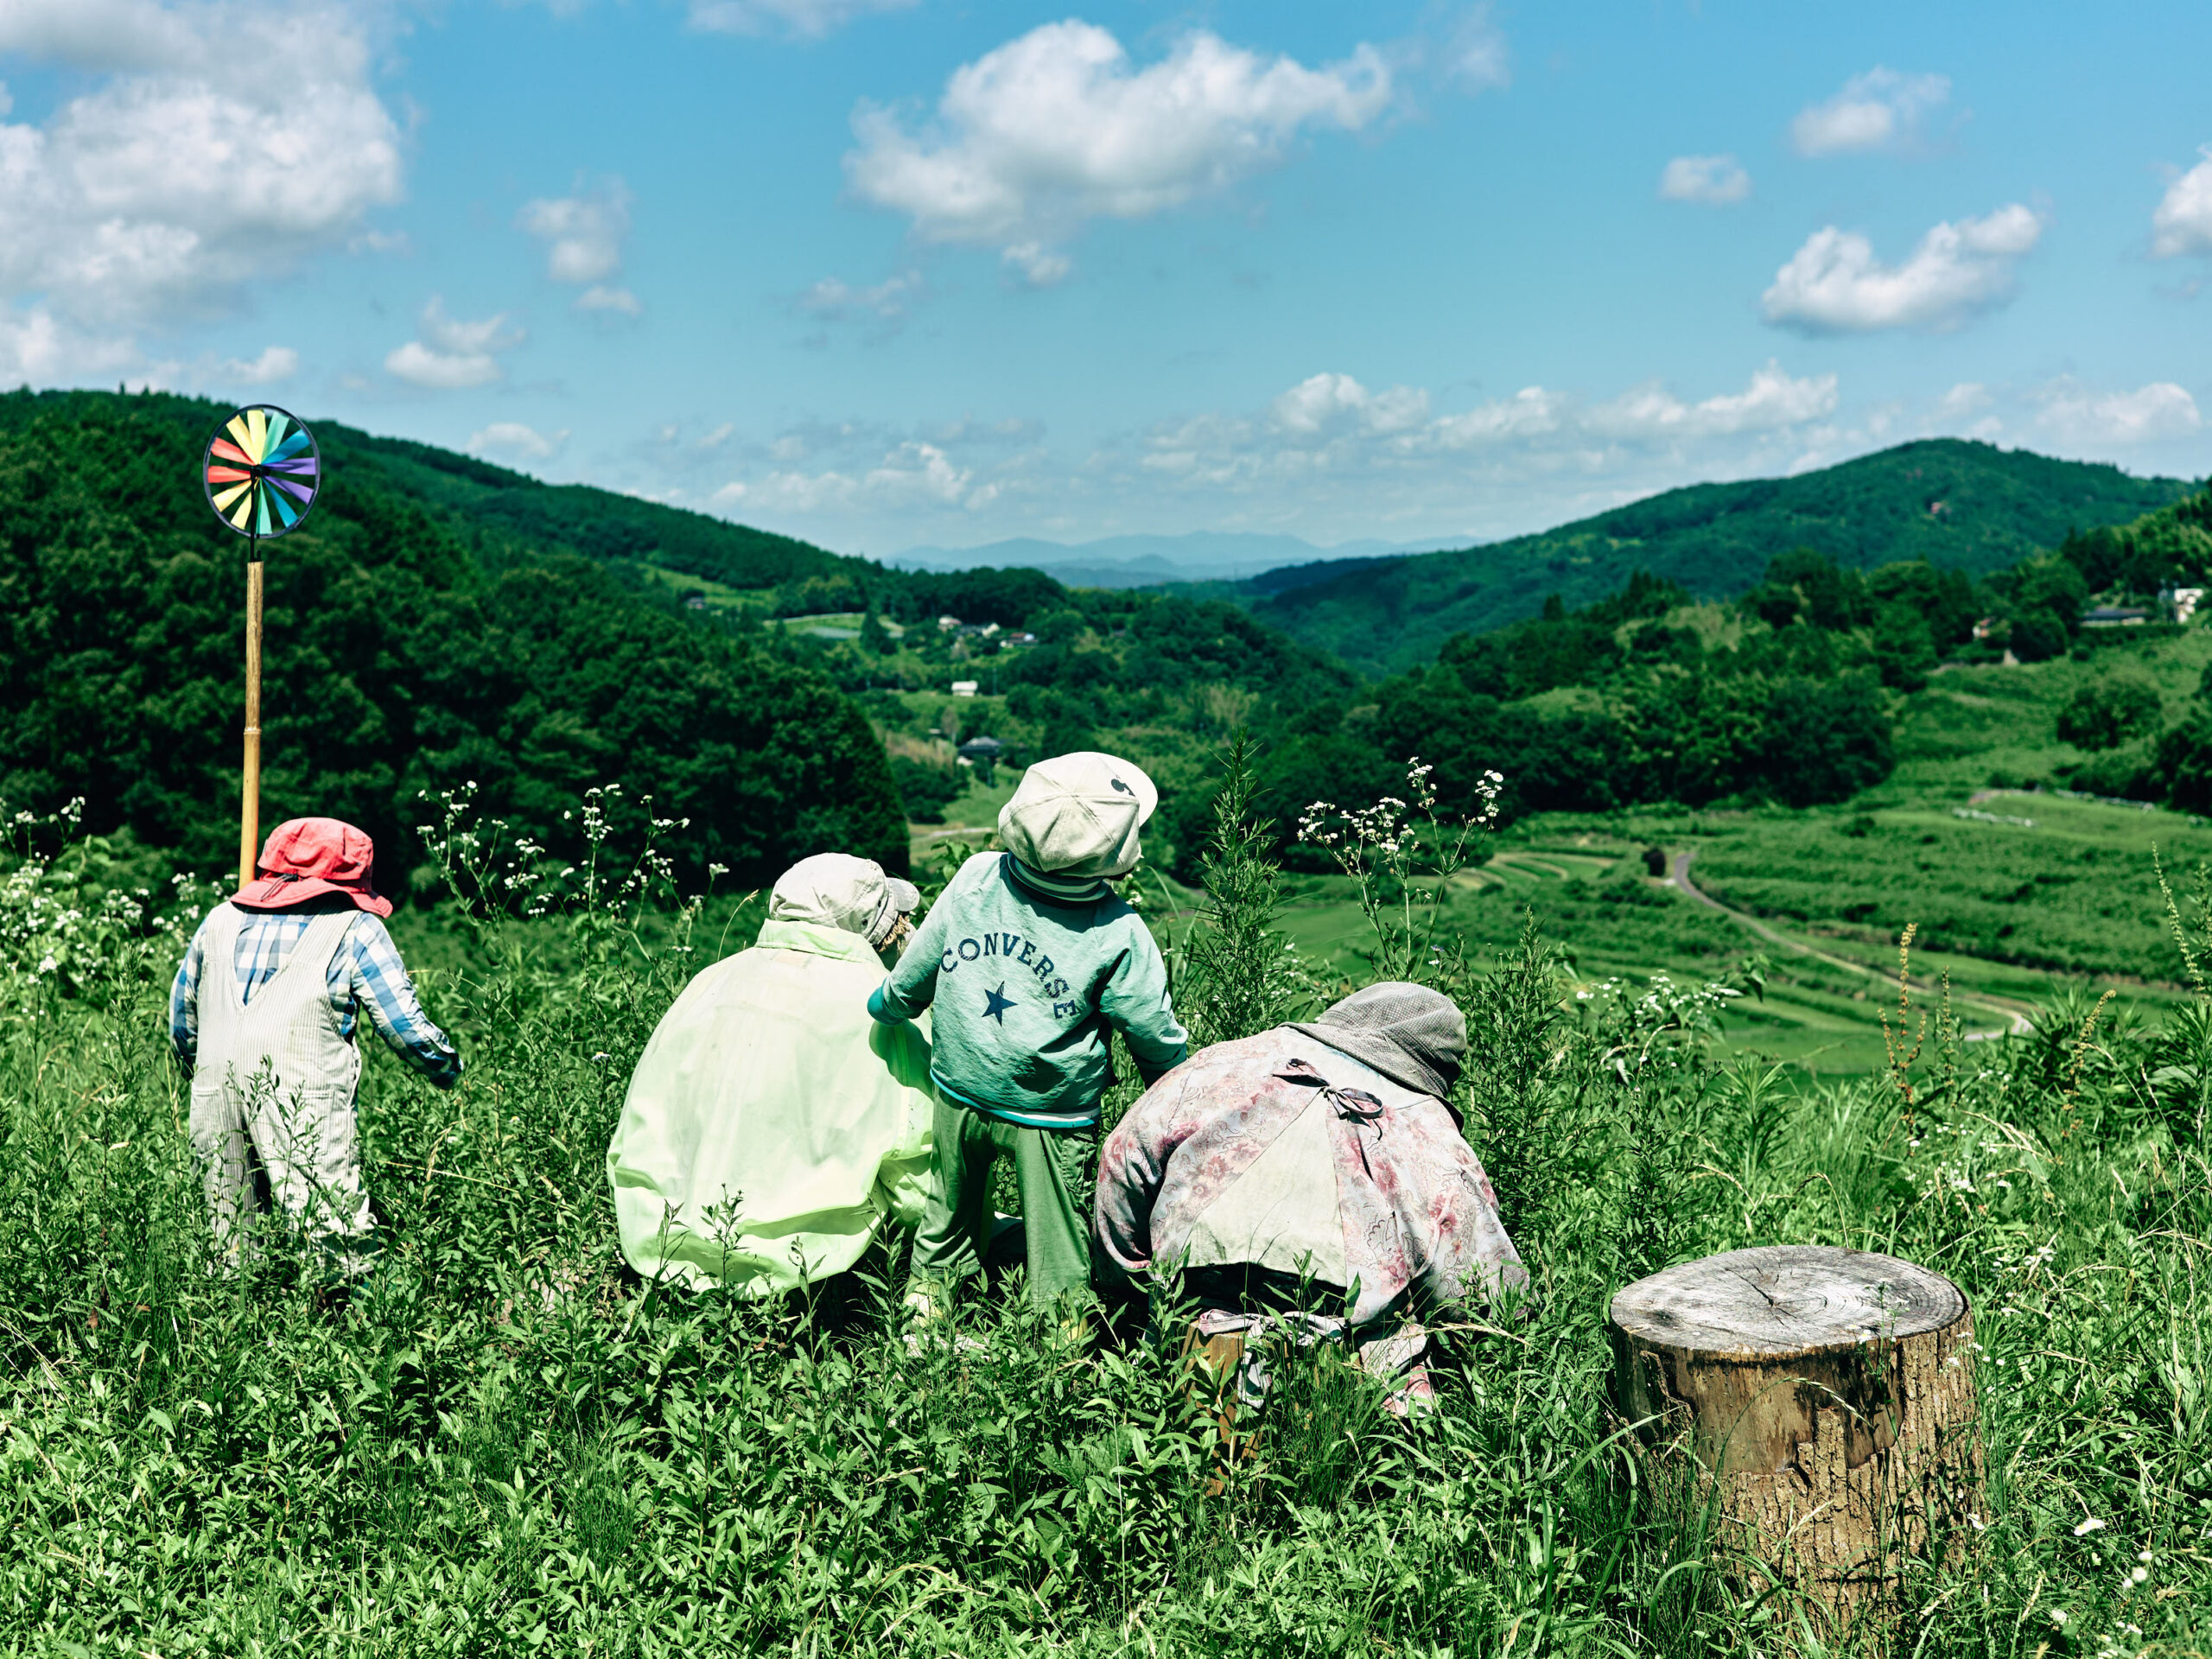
[913,1096,1096,1306]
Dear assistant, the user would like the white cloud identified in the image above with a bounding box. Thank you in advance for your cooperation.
[1431,387,1567,448]
[1135,364,1837,492]
[1588,361,1837,438]
[385,298,525,389]
[644,360,1866,550]
[685,0,916,39]
[575,284,641,315]
[798,270,925,320]
[518,178,639,314]
[1937,381,1992,417]
[1442,6,1510,92]
[1789,67,1950,156]
[219,344,298,385]
[518,181,629,283]
[0,307,137,385]
[2032,378,2202,446]
[0,0,403,340]
[2152,147,2212,258]
[1001,243,1071,288]
[1761,205,2042,334]
[844,20,1390,280]
[1659,154,1750,206]
[1269,372,1430,436]
[468,422,569,461]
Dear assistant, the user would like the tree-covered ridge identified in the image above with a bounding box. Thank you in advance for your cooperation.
[0,395,906,893]
[1243,439,2194,674]
[0,389,867,598]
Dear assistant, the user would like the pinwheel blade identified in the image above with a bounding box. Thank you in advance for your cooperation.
[203,405,321,542]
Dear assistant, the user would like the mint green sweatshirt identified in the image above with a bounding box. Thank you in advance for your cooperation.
[868,851,1188,1128]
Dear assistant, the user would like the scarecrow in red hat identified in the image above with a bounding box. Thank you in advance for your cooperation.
[170,817,461,1274]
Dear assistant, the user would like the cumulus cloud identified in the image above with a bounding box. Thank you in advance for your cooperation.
[2152,147,2212,258]
[0,0,403,342]
[518,178,640,315]
[1135,362,1838,490]
[385,298,526,389]
[2032,378,2202,446]
[1659,154,1750,206]
[218,344,298,385]
[1000,243,1072,288]
[645,361,1861,549]
[1270,372,1430,436]
[1761,205,2041,334]
[468,422,569,461]
[1937,382,1993,417]
[1789,67,1950,156]
[685,0,916,38]
[732,442,988,517]
[575,284,641,315]
[1588,362,1838,438]
[1431,387,1567,449]
[0,308,137,386]
[844,20,1390,280]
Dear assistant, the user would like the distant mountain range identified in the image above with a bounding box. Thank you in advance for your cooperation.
[889,531,1456,589]
[1232,440,2196,675]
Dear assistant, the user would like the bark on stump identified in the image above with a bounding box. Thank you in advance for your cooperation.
[1609,1245,1984,1618]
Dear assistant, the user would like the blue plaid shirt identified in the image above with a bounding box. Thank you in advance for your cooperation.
[169,901,463,1089]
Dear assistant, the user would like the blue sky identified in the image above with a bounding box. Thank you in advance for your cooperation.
[2,0,2209,556]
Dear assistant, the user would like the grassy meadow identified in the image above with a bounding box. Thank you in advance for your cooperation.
[4,779,2212,1656]
[10,625,2207,1651]
[1223,626,2212,1074]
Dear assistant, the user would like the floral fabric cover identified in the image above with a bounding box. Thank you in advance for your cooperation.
[1094,1028,1528,1332]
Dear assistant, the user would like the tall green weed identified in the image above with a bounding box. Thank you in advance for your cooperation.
[0,786,2206,1656]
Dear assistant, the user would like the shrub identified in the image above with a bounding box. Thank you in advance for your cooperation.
[889,754,966,822]
[2056,673,2163,749]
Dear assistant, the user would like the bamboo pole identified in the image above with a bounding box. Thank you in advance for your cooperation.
[238,553,264,888]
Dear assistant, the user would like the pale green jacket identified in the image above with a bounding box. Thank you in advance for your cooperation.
[606,918,937,1294]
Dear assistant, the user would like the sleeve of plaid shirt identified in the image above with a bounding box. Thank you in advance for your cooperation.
[344,916,463,1089]
[168,909,216,1073]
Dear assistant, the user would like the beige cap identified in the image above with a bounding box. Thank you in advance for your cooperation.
[997,751,1159,879]
[767,853,920,945]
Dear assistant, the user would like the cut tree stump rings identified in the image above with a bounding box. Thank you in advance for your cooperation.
[1609,1245,1984,1618]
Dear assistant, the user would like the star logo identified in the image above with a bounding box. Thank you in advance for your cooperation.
[982,982,1016,1024]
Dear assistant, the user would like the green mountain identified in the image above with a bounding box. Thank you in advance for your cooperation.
[0,388,865,595]
[0,389,906,893]
[1243,440,2195,675]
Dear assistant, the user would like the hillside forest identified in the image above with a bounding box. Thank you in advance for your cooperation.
[2,388,2209,912]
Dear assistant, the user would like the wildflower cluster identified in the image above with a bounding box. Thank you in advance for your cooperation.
[1295,759,1504,985]
[0,799,207,1019]
[1576,971,1740,1083]
[417,781,695,924]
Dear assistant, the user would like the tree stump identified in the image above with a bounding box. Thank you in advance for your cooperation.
[1609,1245,1984,1617]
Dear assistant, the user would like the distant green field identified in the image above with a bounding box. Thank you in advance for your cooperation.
[1258,855,2039,1077]
[900,630,2212,1073]
[1238,632,2212,1072]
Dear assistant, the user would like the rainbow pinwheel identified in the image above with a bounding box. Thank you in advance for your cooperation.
[202,405,321,539]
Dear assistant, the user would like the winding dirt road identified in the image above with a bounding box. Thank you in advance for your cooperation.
[1665,849,2034,1040]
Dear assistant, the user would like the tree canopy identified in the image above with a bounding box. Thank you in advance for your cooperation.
[0,396,906,896]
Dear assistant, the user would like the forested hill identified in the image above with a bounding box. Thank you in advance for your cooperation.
[1238,440,2193,675]
[0,390,907,894]
[0,388,866,596]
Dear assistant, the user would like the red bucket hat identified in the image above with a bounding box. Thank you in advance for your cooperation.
[233,817,391,917]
